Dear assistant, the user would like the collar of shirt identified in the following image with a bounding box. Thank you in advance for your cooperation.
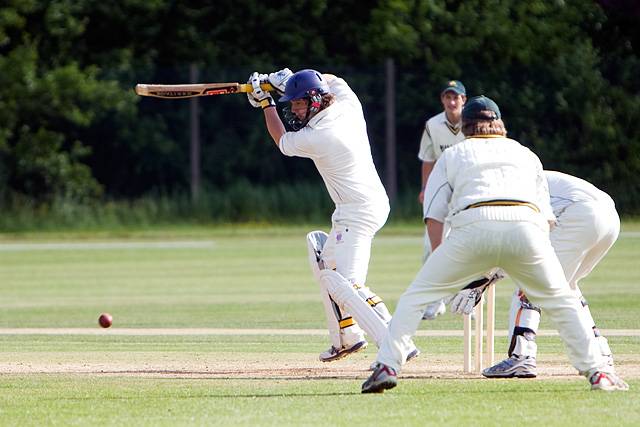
[306,103,340,129]
[441,113,460,130]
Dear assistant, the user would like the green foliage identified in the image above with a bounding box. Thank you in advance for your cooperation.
[0,181,335,231]
[0,1,133,205]
[1,0,639,219]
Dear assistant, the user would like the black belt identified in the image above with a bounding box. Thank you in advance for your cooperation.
[464,199,540,213]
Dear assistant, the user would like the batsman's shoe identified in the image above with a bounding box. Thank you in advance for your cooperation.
[406,347,420,363]
[319,340,367,362]
[362,363,397,393]
[422,299,446,320]
[482,355,537,378]
[368,347,421,371]
[588,371,629,392]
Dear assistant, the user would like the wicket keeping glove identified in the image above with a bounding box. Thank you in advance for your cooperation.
[266,68,293,96]
[448,270,505,315]
[247,72,275,109]
[449,287,485,315]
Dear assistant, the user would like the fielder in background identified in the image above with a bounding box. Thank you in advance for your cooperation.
[246,68,418,362]
[418,80,467,320]
[362,95,628,393]
[480,170,620,378]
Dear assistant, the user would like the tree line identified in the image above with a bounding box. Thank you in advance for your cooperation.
[1,0,639,218]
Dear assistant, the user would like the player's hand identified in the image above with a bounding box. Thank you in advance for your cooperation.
[448,270,505,315]
[449,288,484,315]
[267,68,293,95]
[247,72,275,109]
[418,190,425,204]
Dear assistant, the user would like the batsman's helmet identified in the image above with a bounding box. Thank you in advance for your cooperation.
[279,69,330,131]
[279,69,329,102]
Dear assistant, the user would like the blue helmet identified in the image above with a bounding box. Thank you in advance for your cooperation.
[279,69,329,102]
[279,69,330,131]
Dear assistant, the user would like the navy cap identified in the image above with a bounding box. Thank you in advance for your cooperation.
[441,80,466,96]
[462,95,501,120]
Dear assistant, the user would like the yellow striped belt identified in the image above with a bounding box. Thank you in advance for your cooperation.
[464,199,540,213]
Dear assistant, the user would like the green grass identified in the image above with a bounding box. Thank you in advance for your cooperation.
[1,226,638,330]
[1,376,637,426]
[0,223,639,425]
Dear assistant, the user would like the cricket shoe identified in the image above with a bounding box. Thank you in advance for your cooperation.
[368,347,421,371]
[319,340,367,362]
[482,355,537,378]
[422,299,446,320]
[362,363,397,393]
[588,371,629,391]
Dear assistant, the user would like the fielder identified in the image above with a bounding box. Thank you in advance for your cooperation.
[246,68,418,362]
[478,170,620,378]
[418,80,467,319]
[362,96,627,393]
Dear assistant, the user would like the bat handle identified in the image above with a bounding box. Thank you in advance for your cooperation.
[239,83,275,93]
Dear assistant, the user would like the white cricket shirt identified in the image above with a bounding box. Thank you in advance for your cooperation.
[546,170,615,216]
[278,78,389,208]
[417,111,465,162]
[423,137,555,225]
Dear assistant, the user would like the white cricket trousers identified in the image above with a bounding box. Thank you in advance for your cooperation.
[322,203,390,285]
[551,199,620,291]
[377,212,607,374]
[509,199,621,338]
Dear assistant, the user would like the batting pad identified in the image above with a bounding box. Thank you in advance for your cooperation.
[307,231,364,348]
[319,269,388,346]
[306,230,328,280]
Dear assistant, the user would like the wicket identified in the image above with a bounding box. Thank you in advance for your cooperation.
[463,283,496,373]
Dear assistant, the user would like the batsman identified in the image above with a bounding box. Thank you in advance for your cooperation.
[246,68,418,362]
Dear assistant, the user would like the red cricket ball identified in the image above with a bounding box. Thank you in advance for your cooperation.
[98,313,113,328]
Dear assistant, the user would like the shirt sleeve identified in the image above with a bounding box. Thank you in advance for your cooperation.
[423,156,451,222]
[326,76,362,112]
[418,121,436,162]
[279,129,314,158]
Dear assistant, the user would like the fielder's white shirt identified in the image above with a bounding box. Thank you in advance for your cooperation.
[546,170,615,217]
[423,137,555,224]
[417,111,465,162]
[278,78,389,208]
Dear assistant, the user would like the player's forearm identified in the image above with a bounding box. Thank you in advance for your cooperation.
[263,106,286,146]
[426,218,444,251]
[422,161,435,189]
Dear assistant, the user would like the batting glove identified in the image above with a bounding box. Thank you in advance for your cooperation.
[267,68,293,96]
[247,72,275,109]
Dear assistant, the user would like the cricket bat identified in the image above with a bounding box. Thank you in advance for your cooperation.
[135,82,274,99]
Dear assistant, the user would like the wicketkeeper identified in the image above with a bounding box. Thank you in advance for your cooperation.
[474,170,620,378]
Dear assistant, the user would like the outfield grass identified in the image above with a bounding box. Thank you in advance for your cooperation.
[0,224,638,425]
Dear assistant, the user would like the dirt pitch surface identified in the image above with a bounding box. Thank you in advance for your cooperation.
[1,328,638,381]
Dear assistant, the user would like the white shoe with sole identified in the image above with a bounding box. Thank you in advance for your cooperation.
[362,363,397,393]
[319,340,367,362]
[482,355,537,378]
[588,371,629,391]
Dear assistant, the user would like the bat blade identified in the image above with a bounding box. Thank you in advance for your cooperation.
[135,82,274,99]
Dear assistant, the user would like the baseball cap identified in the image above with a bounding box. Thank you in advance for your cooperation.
[441,80,466,96]
[462,95,501,120]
